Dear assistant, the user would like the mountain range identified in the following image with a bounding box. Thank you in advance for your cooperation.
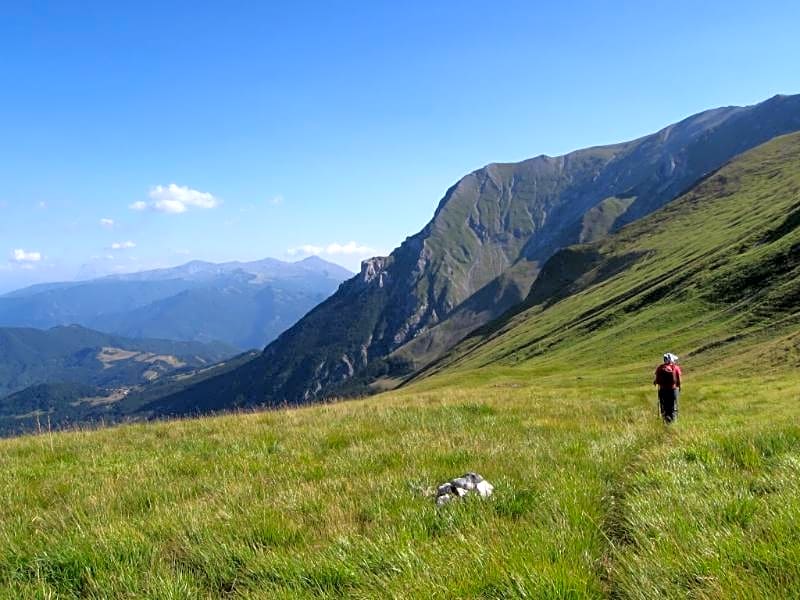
[139,93,800,415]
[0,256,351,350]
[3,93,800,431]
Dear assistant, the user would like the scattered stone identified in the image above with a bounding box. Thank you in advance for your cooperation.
[435,472,494,506]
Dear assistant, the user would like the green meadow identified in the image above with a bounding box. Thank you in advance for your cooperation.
[1,373,799,598]
[3,134,800,598]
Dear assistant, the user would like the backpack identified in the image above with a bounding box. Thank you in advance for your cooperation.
[656,364,677,388]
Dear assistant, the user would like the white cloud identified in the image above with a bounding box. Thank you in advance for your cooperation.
[128,183,220,215]
[154,199,187,214]
[287,241,376,257]
[270,194,284,205]
[325,241,375,255]
[10,249,42,263]
[110,241,136,250]
[152,184,218,209]
[287,244,324,256]
[100,218,115,228]
[129,184,220,214]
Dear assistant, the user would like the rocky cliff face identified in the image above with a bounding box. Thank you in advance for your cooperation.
[145,94,800,416]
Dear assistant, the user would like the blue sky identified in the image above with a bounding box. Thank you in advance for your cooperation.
[1,0,798,292]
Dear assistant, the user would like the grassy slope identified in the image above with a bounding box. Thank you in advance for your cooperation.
[1,377,798,599]
[420,131,800,385]
[2,134,800,598]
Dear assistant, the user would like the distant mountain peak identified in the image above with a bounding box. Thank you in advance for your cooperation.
[298,255,327,264]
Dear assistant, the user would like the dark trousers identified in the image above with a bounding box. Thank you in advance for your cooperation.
[658,388,679,423]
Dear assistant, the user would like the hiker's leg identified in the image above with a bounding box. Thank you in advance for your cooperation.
[664,390,677,423]
[659,389,676,423]
[658,390,669,422]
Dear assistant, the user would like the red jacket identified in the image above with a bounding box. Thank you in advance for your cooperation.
[654,363,682,390]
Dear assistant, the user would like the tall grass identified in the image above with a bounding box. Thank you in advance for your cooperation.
[2,372,799,598]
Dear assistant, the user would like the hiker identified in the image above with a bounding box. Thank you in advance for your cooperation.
[654,353,681,423]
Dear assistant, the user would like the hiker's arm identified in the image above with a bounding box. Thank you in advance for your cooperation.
[676,369,682,389]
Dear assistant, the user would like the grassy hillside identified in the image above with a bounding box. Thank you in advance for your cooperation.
[419,131,800,386]
[0,325,236,399]
[2,134,800,597]
[1,374,798,598]
[0,325,240,437]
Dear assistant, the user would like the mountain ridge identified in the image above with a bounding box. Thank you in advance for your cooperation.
[3,256,351,297]
[146,93,800,414]
[0,257,352,349]
[415,130,800,385]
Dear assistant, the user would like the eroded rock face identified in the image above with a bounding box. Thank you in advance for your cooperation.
[360,257,391,288]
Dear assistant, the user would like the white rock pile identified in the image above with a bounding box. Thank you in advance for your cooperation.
[435,472,494,506]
